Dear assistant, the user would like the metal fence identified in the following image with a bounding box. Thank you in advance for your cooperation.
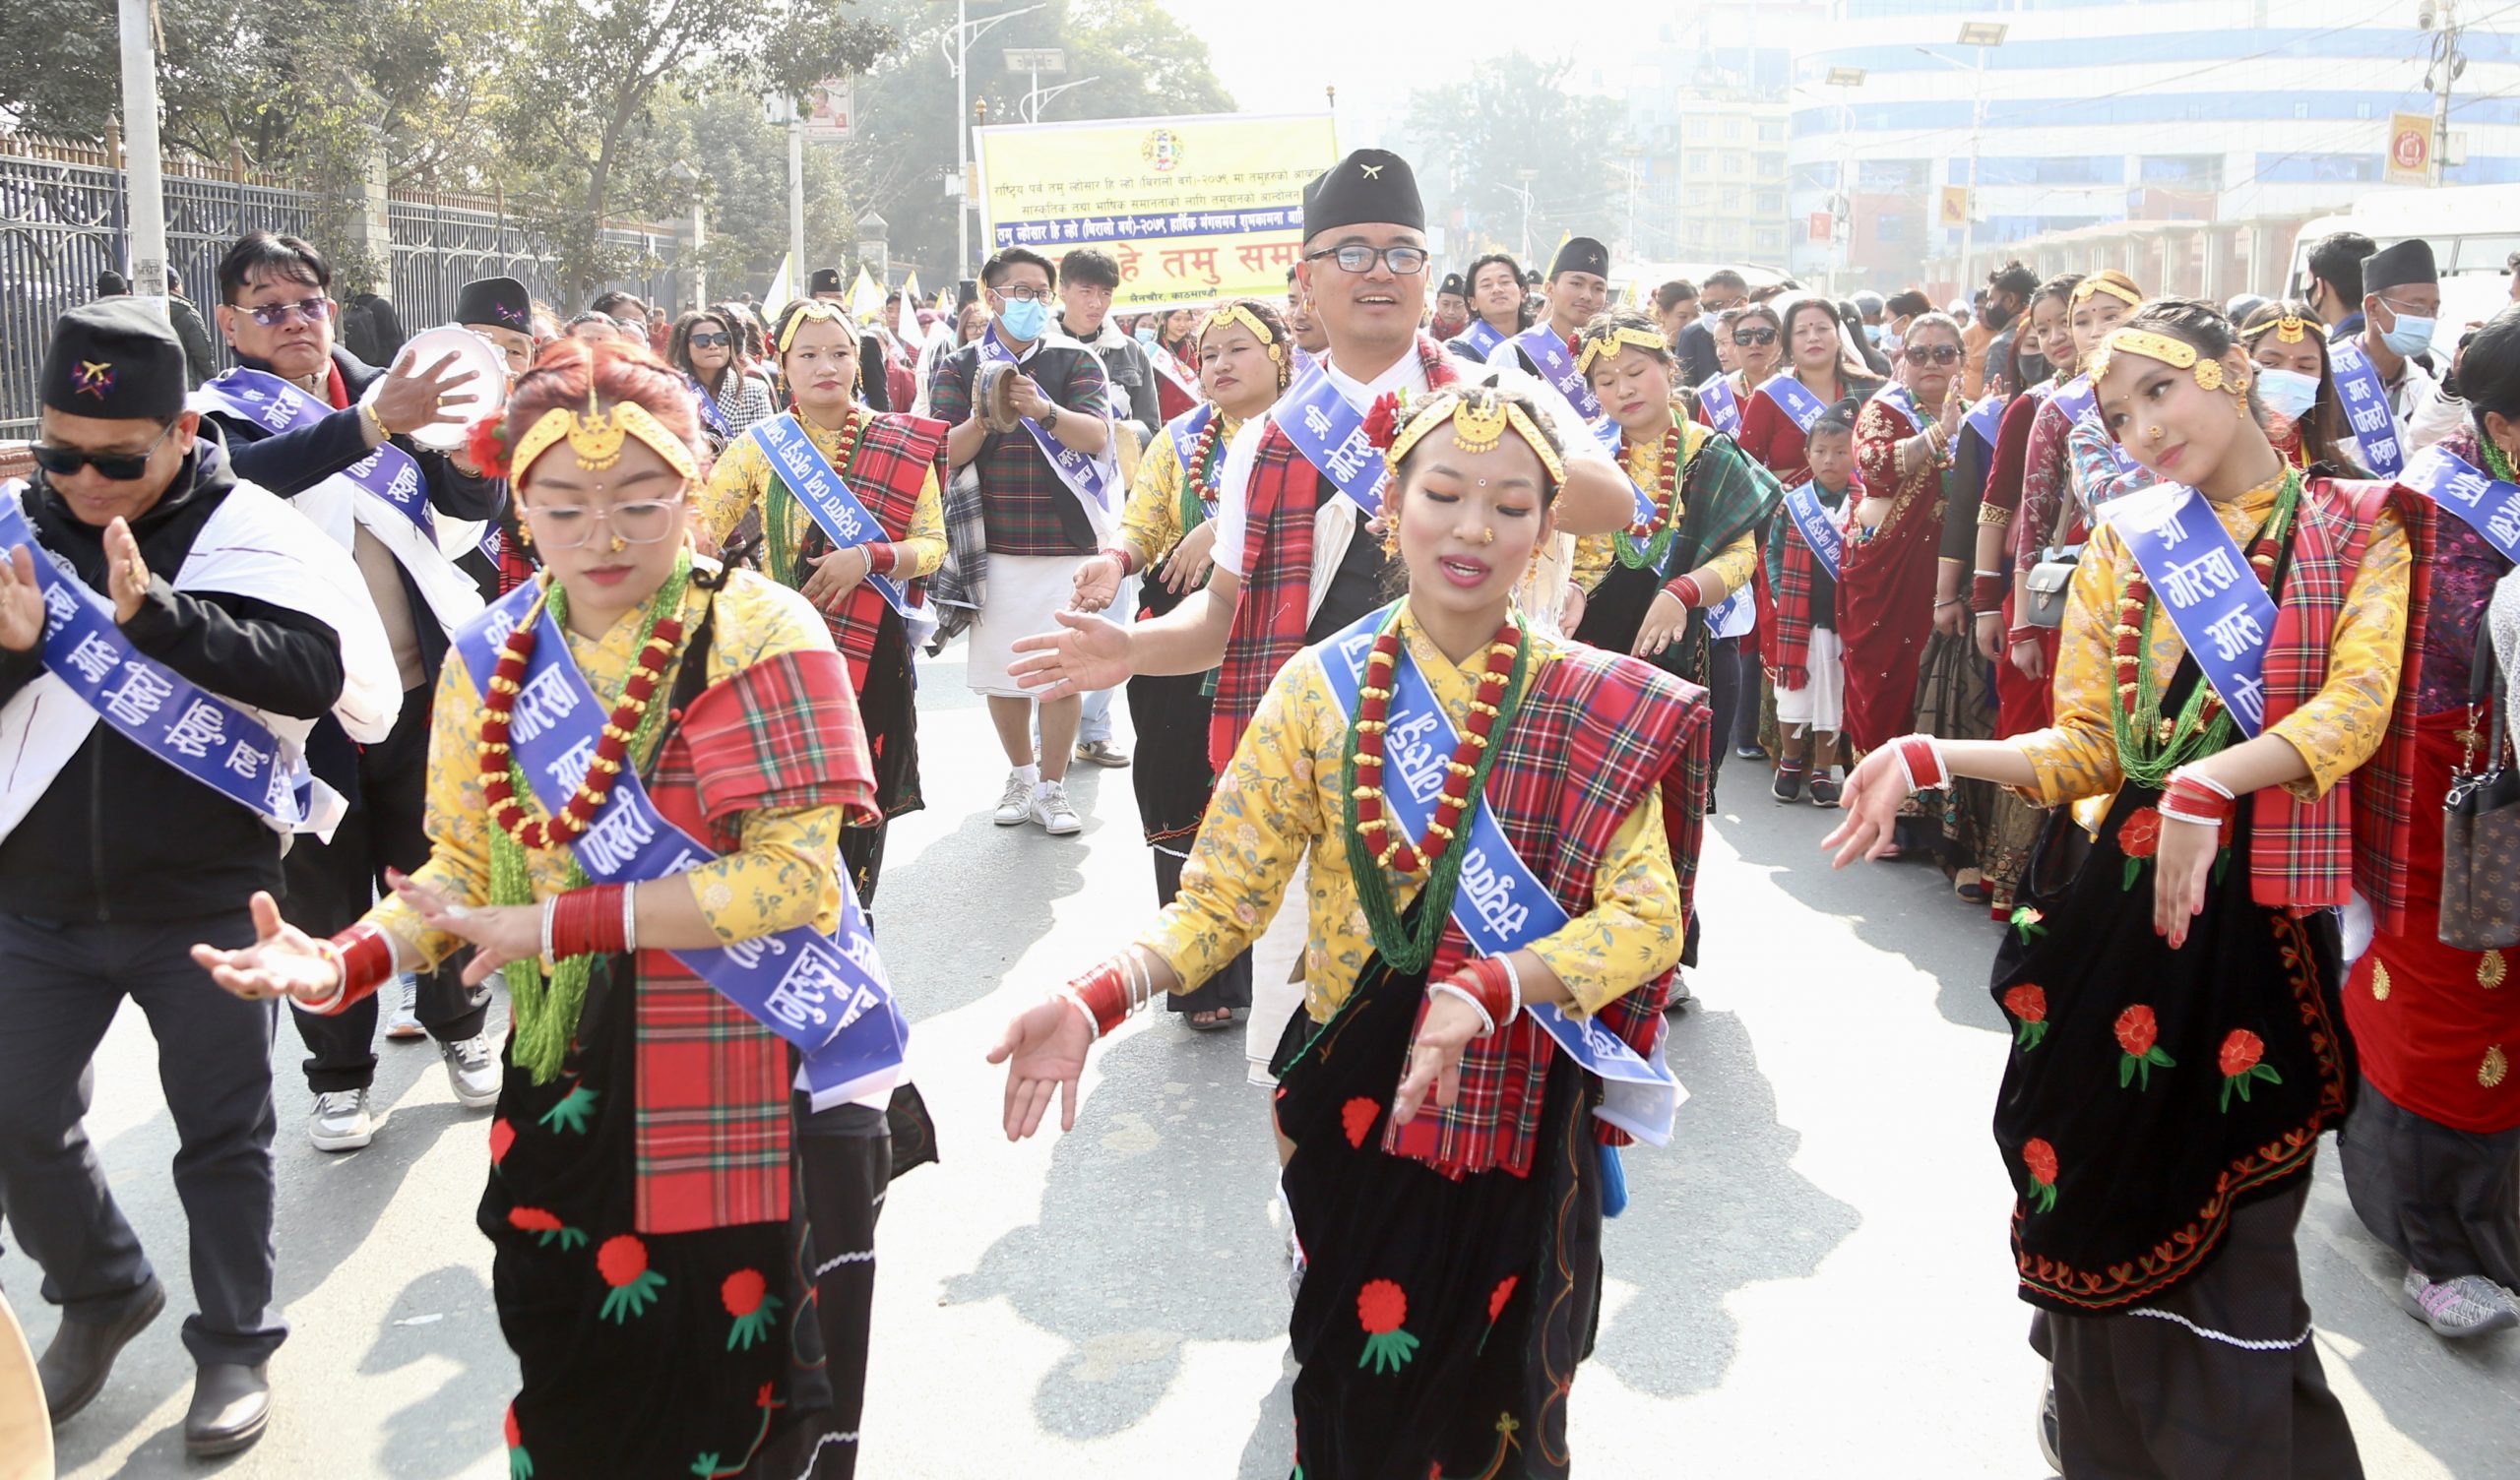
[0,144,686,433]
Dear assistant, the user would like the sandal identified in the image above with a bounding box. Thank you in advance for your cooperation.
[1183,1007,1241,1032]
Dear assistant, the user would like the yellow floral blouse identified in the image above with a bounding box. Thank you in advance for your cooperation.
[696,411,947,578]
[2016,477,2411,810]
[366,564,849,968]
[1572,413,1759,597]
[1139,606,1685,1023]
[1116,410,1242,571]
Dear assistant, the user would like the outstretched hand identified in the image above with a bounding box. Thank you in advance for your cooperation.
[1392,989,1489,1125]
[192,891,340,1003]
[386,867,539,987]
[1007,609,1132,701]
[1819,747,1909,867]
[985,996,1092,1140]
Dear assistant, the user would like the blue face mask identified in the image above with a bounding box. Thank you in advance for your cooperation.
[2380,308,2435,358]
[2254,366,2321,423]
[998,295,1049,341]
[1133,323,1157,345]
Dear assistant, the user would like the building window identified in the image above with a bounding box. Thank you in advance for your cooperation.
[1719,221,1745,246]
[1686,151,1713,173]
[1755,226,1784,251]
[1721,188,1743,212]
[1722,154,1743,175]
[1757,120,1785,144]
[1684,117,1709,142]
[1757,191,1783,214]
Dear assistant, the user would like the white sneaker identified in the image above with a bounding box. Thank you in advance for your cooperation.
[1031,779,1081,835]
[2402,1267,2520,1337]
[441,1030,502,1111]
[382,975,423,1041]
[992,770,1036,826]
[308,1088,378,1152]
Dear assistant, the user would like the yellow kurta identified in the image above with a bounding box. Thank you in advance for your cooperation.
[697,411,947,579]
[1573,414,1758,597]
[366,564,849,967]
[1116,410,1243,571]
[1139,607,1685,1023]
[2015,478,2411,810]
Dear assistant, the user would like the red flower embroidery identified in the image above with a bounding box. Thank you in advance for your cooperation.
[1355,1278,1420,1374]
[2002,984,2048,1051]
[488,1118,517,1167]
[1361,392,1405,450]
[506,1404,533,1480]
[1341,1097,1379,1149]
[1487,1275,1519,1324]
[506,1205,586,1250]
[2021,1139,2059,1213]
[597,1234,668,1323]
[2113,1004,2176,1090]
[2117,806,2163,891]
[2217,1028,2284,1111]
[721,1267,784,1352]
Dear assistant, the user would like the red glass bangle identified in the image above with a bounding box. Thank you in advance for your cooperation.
[1667,574,1704,609]
[2162,773,2236,826]
[550,884,628,959]
[864,541,897,575]
[1971,573,2007,611]
[1895,734,1948,791]
[2007,625,2043,648]
[317,922,397,1015]
[1064,957,1131,1038]
[1101,545,1137,578]
[1466,957,1516,1028]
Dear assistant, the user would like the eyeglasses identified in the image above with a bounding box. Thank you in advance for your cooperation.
[1732,327,1778,346]
[1303,244,1431,277]
[687,332,731,348]
[33,423,178,481]
[235,296,331,328]
[1701,298,1740,314]
[993,284,1051,303]
[521,496,686,550]
[1903,343,1963,366]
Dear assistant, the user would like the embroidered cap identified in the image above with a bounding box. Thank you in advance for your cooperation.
[1550,237,1610,281]
[41,298,185,422]
[807,267,846,296]
[1438,273,1468,298]
[1301,150,1425,242]
[455,276,533,332]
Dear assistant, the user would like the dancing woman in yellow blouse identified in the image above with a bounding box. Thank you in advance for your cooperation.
[1827,299,2426,1479]
[992,385,1707,1479]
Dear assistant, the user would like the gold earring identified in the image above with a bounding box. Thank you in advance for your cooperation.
[516,522,534,548]
[1378,524,1400,559]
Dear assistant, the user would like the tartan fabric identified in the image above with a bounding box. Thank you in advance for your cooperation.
[633,645,879,1235]
[927,462,987,646]
[1382,646,1709,1180]
[769,410,947,691]
[1210,334,1459,771]
[1762,475,1855,689]
[2249,476,2430,932]
[1668,426,1785,582]
[927,333,1110,556]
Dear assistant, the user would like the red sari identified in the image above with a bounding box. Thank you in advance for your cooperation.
[1981,390,2052,737]
[1837,391,1945,752]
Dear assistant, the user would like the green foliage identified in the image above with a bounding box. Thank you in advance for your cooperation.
[1398,53,1626,257]
[663,89,860,302]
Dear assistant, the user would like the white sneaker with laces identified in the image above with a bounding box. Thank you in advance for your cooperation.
[383,975,424,1041]
[308,1088,378,1152]
[1032,778,1082,835]
[441,1030,502,1111]
[992,770,1036,826]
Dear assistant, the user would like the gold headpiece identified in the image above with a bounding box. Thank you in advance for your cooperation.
[1385,390,1566,488]
[510,396,701,485]
[777,298,858,356]
[1202,303,1284,365]
[2071,276,2143,308]
[1576,327,1670,376]
[2238,313,2309,346]
[2088,327,2246,398]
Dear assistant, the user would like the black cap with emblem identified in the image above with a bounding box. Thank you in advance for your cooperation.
[42,298,187,423]
[1300,149,1424,242]
[1439,273,1467,297]
[454,276,533,333]
[808,268,845,296]
[2362,238,2438,295]
[1550,237,1609,281]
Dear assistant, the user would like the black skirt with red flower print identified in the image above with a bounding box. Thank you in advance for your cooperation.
[483,954,847,1479]
[1990,687,2357,1316]
[1275,917,1604,1480]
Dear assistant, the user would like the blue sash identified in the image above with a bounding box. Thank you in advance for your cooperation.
[1590,418,1660,528]
[1291,347,1318,381]
[745,414,914,620]
[686,375,730,440]
[2104,485,2277,737]
[1269,363,1389,517]
[1962,390,2007,452]
[1698,377,1741,436]
[191,368,434,540]
[0,488,317,829]
[453,583,909,1107]
[1459,319,1506,359]
[2404,444,2520,561]
[1876,385,1927,436]
[1753,373,1830,436]
[976,330,1118,516]
[2328,339,2407,478]
[1782,480,1846,582]
[2046,375,2139,477]
[1318,607,1682,1145]
[1167,402,1217,485]
[1509,325,1600,419]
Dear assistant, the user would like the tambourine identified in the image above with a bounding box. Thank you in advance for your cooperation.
[973,359,1029,434]
[365,325,512,453]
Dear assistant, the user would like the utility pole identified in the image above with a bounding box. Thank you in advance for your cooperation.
[2423,0,2465,186]
[788,110,805,286]
[116,0,167,315]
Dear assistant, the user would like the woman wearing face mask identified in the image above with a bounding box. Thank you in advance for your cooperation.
[1830,297,2425,1477]
[990,384,1702,1480]
[195,338,903,1477]
[1067,299,1296,1032]
[2238,302,2365,475]
[2346,304,2520,1341]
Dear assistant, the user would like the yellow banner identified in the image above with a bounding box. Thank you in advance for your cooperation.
[974,112,1340,314]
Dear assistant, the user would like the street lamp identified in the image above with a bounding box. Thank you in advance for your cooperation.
[934,0,1048,278]
[1915,23,2008,293]
[1508,167,1540,268]
[1004,48,1098,124]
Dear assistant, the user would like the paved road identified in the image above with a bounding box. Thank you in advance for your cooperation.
[10,649,2517,1478]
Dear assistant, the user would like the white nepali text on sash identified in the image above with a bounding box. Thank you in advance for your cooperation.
[2103,483,2278,737]
[1754,372,1831,438]
[2328,339,2407,478]
[2404,444,2520,562]
[1783,480,1846,582]
[1499,325,1601,419]
[1457,319,1506,359]
[1269,362,1391,517]
[976,330,1119,521]
[1698,376,1741,436]
[190,368,435,541]
[747,413,922,625]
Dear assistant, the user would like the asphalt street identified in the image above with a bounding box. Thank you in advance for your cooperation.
[8,645,2517,1478]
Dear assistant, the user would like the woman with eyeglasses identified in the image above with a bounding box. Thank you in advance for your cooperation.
[196,338,902,1477]
[698,301,946,919]
[671,309,774,441]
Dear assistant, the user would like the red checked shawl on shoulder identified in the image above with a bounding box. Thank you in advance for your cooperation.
[779,410,948,694]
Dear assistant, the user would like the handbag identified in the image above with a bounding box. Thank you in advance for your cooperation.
[2440,620,2520,950]
[2022,543,2081,629]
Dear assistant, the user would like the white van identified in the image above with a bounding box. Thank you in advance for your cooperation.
[2285,184,2519,357]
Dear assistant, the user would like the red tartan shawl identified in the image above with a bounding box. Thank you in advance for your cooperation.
[1382,644,1709,1181]
[787,411,948,691]
[634,640,880,1235]
[2250,476,2429,933]
[1209,336,1460,771]
[1766,474,1858,690]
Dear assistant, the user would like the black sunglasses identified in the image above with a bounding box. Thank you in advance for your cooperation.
[34,423,177,481]
[1904,343,1963,366]
[1732,327,1778,346]
[688,331,731,347]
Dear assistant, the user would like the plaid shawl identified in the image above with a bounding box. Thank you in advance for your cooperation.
[768,411,948,689]
[636,639,879,1235]
[1669,423,1785,582]
[1382,644,1709,1180]
[925,462,988,648]
[1763,475,1857,688]
[2251,475,2430,934]
[1210,335,1459,771]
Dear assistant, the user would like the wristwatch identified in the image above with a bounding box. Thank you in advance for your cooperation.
[1040,405,1061,433]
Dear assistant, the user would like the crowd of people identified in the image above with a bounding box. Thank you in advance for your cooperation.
[0,141,2514,1480]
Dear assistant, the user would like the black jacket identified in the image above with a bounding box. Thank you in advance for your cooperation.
[167,296,219,388]
[1674,319,1722,390]
[0,431,346,922]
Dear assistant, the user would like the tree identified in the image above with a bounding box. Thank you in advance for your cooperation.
[1398,53,1627,264]
[663,87,862,303]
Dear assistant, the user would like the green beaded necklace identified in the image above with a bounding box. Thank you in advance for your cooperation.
[764,412,866,588]
[1612,413,1688,571]
[2483,438,2518,485]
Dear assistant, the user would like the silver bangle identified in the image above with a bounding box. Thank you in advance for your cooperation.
[539,895,557,966]
[1495,954,1524,1030]
[1427,981,1496,1038]
[620,886,639,955]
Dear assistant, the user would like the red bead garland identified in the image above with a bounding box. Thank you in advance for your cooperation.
[2112,532,2279,725]
[477,606,684,851]
[1349,619,1521,876]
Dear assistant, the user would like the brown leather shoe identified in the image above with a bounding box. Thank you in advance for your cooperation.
[37,1277,162,1424]
[182,1362,270,1456]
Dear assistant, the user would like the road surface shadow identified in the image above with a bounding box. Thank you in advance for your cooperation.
[878,797,1099,1020]
[359,1263,507,1480]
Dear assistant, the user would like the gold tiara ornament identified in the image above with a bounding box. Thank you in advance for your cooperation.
[2239,314,2309,345]
[2071,276,2143,308]
[1385,391,1566,488]
[1576,326,1670,376]
[1202,303,1283,363]
[777,299,858,356]
[2088,328,2246,398]
[510,397,700,485]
